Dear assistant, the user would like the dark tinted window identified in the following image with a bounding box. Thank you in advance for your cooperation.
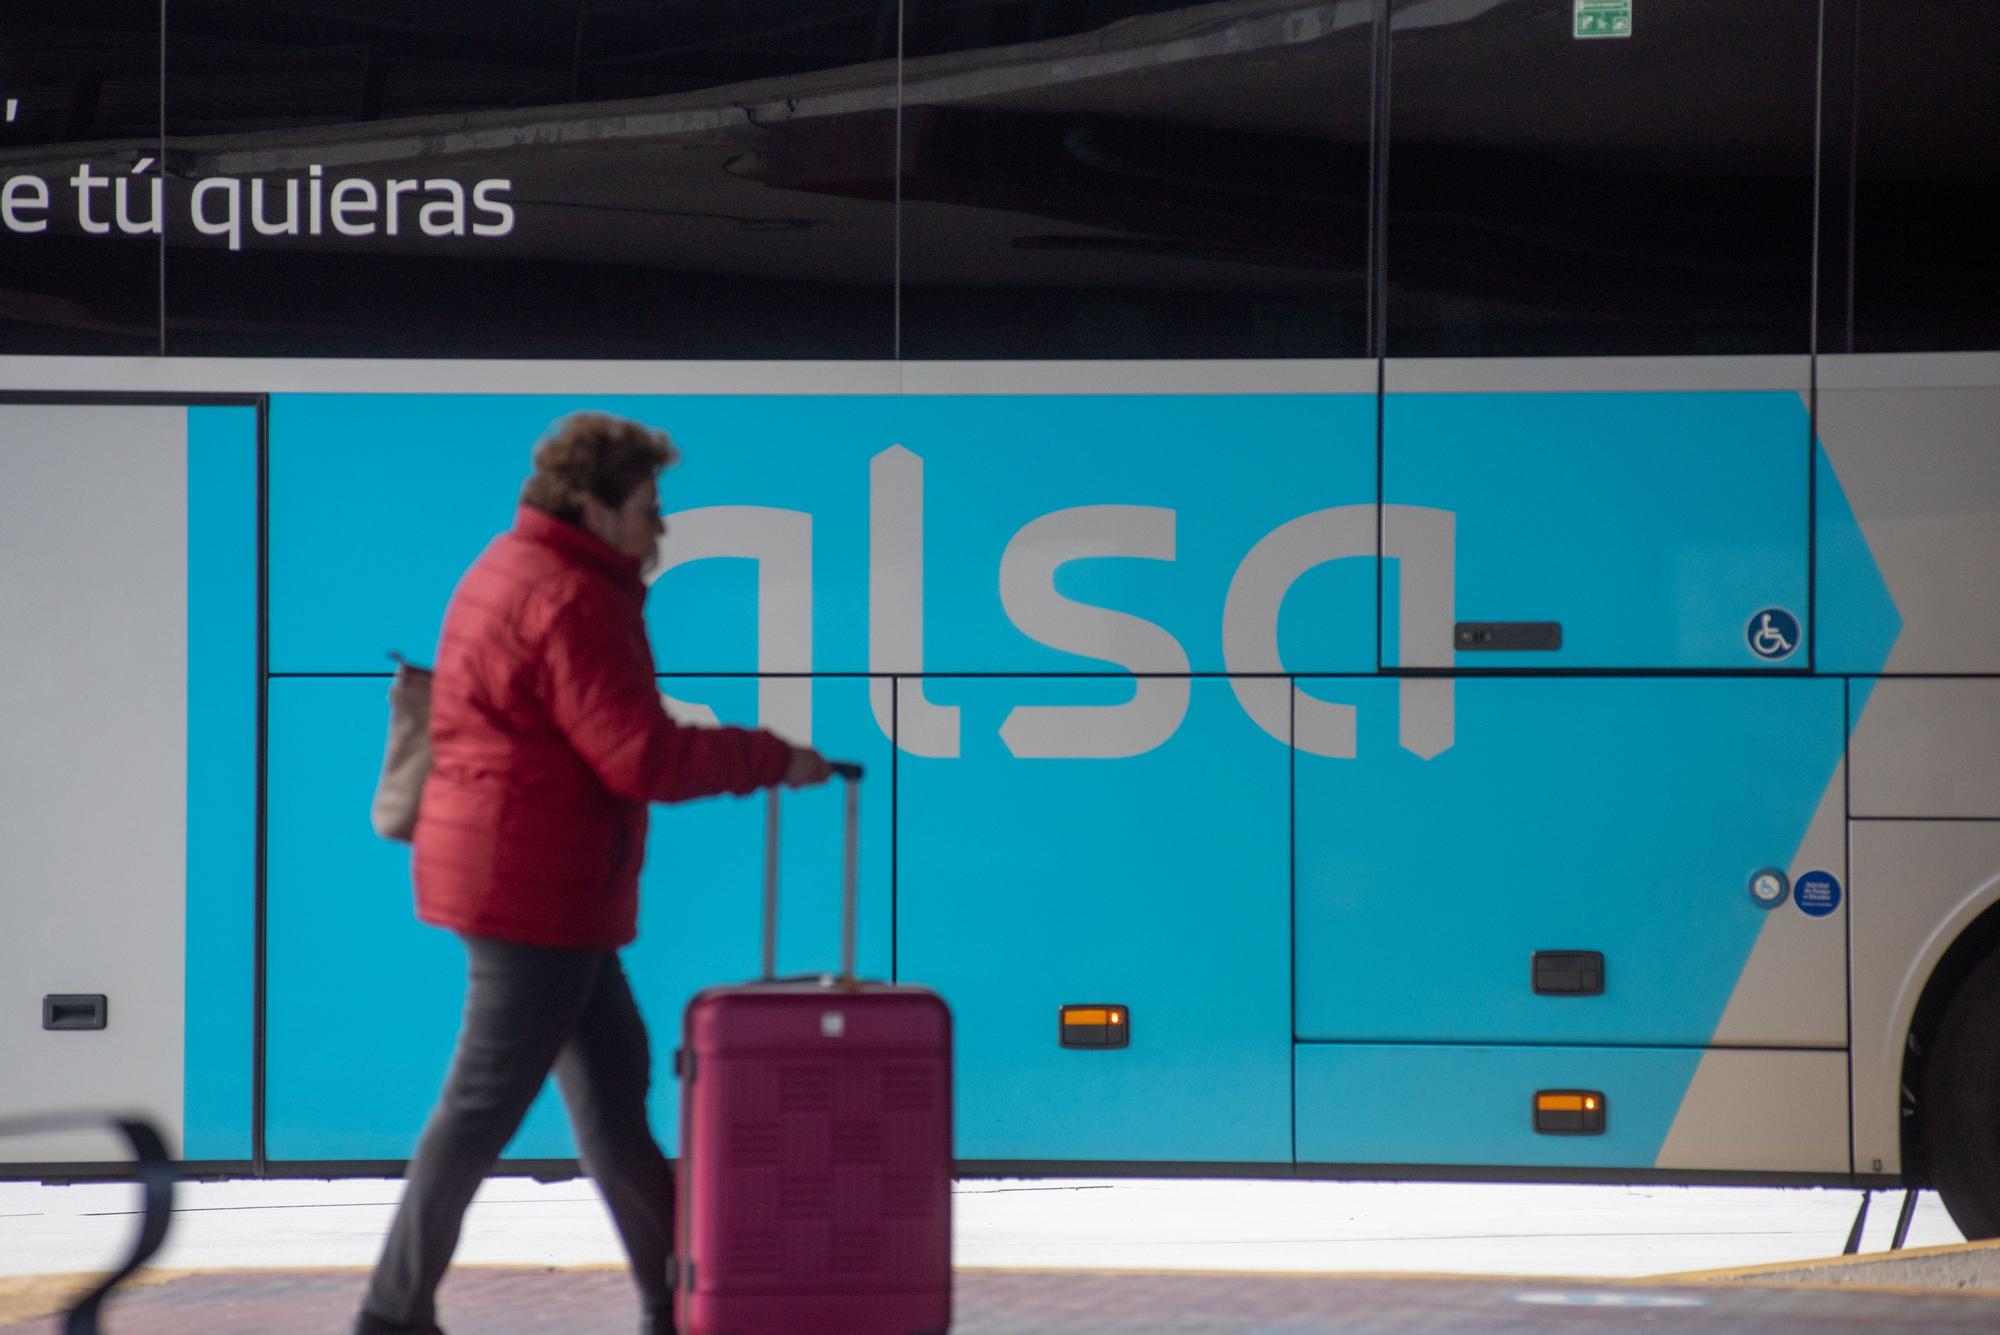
[1840,1,2000,352]
[1385,0,1818,357]
[163,1,896,357]
[899,0,1374,359]
[0,2,161,354]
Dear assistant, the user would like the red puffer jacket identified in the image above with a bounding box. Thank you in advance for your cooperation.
[413,506,791,949]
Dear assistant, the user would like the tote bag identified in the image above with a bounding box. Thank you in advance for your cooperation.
[370,653,433,841]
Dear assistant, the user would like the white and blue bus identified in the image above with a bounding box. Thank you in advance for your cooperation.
[3,0,1998,1242]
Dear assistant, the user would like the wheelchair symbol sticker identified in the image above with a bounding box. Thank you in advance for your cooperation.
[1746,608,1800,661]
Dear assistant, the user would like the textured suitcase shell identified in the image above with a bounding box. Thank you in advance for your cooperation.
[677,980,953,1335]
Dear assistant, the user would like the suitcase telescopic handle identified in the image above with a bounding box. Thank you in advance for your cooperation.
[762,762,864,985]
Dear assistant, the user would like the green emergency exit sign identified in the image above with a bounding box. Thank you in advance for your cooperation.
[1575,0,1632,38]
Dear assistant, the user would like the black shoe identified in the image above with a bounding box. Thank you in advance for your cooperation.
[353,1312,445,1335]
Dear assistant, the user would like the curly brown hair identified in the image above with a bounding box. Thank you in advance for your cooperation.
[519,412,679,524]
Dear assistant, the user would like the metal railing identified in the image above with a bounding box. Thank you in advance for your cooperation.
[0,1114,176,1334]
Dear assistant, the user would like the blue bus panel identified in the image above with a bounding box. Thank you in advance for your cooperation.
[1297,1044,1704,1170]
[185,405,259,1162]
[264,676,891,1161]
[1383,392,1811,670]
[1296,1044,1851,1173]
[1295,677,1845,1046]
[896,678,1292,1163]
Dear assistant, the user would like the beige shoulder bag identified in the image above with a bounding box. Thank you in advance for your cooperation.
[371,652,433,842]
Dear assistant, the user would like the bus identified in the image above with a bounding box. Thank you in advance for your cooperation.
[3,0,1996,1244]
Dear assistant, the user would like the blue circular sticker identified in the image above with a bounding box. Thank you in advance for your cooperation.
[1747,608,1801,661]
[1794,870,1842,917]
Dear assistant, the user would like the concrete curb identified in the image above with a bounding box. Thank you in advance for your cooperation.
[1656,1236,2000,1295]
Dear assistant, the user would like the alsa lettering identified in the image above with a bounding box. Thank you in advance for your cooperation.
[656,446,1455,761]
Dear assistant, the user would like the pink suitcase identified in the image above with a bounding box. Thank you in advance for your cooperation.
[675,765,953,1335]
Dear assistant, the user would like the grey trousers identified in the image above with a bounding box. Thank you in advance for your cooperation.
[362,937,675,1331]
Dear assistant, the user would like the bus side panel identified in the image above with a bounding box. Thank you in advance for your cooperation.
[1818,362,1999,1177]
[184,406,260,1163]
[1383,389,1810,671]
[1851,681,2000,819]
[0,406,194,1165]
[263,676,891,1161]
[897,678,1293,1163]
[1654,1049,1850,1173]
[264,678,574,1160]
[1816,367,2000,676]
[1296,1045,1848,1173]
[1295,678,1847,1048]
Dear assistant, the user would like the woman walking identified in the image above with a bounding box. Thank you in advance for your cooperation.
[355,413,829,1335]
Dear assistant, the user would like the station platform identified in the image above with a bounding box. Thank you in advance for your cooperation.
[5,1256,2000,1335]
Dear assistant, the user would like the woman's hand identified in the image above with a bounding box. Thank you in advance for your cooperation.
[783,745,833,788]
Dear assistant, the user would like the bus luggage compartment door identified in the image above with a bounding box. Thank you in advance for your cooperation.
[1382,386,1811,671]
[1294,677,1847,1049]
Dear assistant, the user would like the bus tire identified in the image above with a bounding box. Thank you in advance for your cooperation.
[1922,944,2000,1240]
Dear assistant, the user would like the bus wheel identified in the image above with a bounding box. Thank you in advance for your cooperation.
[1923,945,2000,1240]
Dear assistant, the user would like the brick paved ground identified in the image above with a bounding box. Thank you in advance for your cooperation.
[4,1267,1999,1335]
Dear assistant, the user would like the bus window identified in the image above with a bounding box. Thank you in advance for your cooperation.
[1842,1,2000,351]
[1383,0,1817,357]
[899,0,1373,359]
[162,1,897,358]
[0,2,161,355]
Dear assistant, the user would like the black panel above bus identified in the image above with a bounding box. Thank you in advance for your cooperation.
[1382,0,1818,358]
[0,1,161,355]
[161,1,896,358]
[898,0,1373,359]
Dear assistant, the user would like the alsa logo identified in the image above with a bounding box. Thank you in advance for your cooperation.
[655,446,1456,762]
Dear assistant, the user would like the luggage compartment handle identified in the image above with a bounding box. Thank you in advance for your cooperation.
[763,763,863,986]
